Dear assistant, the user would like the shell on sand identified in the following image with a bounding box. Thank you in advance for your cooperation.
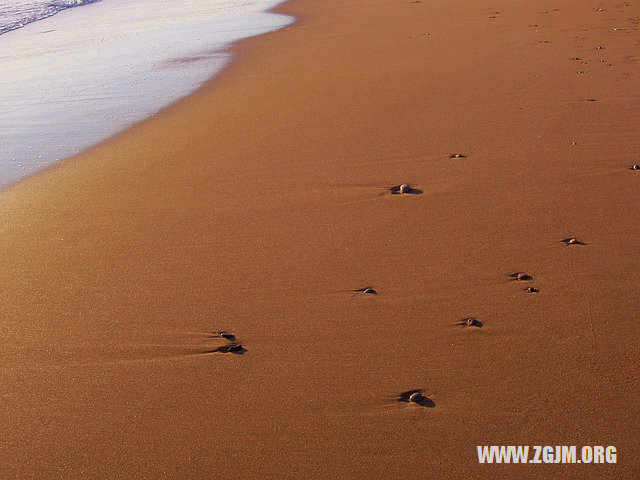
[524,286,540,293]
[631,164,640,170]
[516,272,532,281]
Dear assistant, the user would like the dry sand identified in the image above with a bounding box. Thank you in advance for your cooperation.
[1,0,639,478]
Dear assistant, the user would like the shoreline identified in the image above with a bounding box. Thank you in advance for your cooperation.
[2,0,639,478]
[0,0,292,190]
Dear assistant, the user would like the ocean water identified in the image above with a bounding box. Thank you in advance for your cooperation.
[0,0,101,35]
[0,0,291,188]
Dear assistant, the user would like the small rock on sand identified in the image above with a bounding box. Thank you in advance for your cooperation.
[460,317,482,327]
[354,287,377,295]
[398,389,435,407]
[409,392,424,403]
[214,343,245,354]
[219,332,236,341]
[514,272,533,281]
[562,237,586,245]
[390,183,419,194]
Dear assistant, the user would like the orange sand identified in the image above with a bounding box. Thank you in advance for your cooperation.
[1,0,639,478]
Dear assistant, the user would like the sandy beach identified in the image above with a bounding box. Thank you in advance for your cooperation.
[2,0,639,478]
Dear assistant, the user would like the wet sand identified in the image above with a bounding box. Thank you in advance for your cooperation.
[1,0,639,478]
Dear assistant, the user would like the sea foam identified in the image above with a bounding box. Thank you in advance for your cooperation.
[0,0,101,35]
[0,0,291,188]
